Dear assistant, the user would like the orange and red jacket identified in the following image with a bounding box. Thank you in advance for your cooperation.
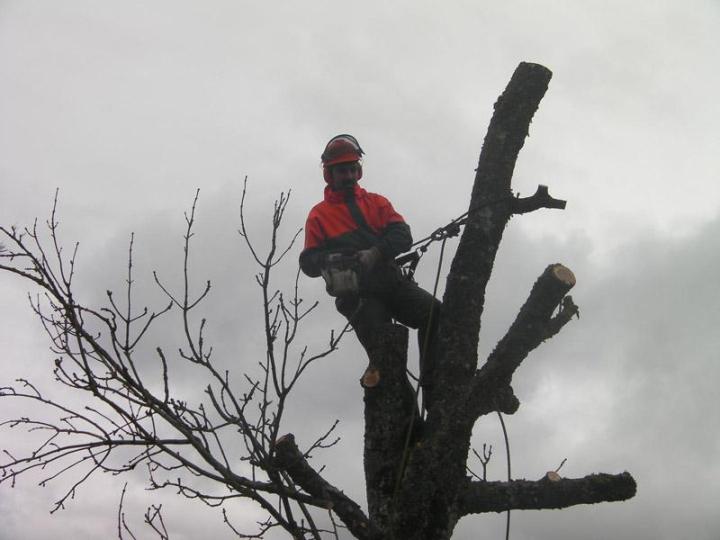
[299,184,412,278]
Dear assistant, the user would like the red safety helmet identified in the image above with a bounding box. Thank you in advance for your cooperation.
[321,134,364,183]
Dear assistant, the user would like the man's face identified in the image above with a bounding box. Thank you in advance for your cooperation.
[330,162,361,190]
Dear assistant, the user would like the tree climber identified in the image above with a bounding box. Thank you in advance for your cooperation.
[299,134,441,390]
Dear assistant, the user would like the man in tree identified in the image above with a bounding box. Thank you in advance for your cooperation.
[299,134,440,383]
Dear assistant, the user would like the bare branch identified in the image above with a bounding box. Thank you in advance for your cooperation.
[470,264,577,417]
[274,434,382,540]
[459,472,637,514]
[511,184,566,214]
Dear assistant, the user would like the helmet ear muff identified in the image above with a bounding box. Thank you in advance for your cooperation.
[323,166,333,184]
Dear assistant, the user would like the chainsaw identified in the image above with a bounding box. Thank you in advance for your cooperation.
[321,252,361,297]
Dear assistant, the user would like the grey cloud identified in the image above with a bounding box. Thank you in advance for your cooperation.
[1,1,719,538]
[453,218,720,540]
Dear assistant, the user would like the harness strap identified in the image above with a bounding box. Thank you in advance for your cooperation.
[344,189,379,247]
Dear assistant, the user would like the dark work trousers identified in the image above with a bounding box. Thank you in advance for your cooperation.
[336,272,441,387]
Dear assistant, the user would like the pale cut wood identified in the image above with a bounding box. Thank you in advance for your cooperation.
[361,367,380,388]
[551,264,576,287]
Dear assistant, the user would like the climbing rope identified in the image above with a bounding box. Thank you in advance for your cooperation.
[395,195,512,280]
[497,410,512,540]
[391,236,448,515]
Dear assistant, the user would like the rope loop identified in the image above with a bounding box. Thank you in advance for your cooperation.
[396,194,513,275]
[430,227,446,241]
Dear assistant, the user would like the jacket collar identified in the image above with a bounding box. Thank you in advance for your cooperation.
[324,184,366,204]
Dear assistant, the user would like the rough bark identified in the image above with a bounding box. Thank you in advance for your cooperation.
[386,62,557,540]
[361,325,419,532]
[274,434,382,540]
[437,62,555,392]
[459,472,637,514]
[470,263,578,418]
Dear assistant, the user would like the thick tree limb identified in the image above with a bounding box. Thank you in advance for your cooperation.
[470,264,577,417]
[274,434,381,540]
[459,472,637,514]
[383,63,559,540]
[484,263,576,379]
[436,62,554,399]
[360,324,418,531]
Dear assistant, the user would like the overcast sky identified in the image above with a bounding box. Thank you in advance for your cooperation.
[1,1,719,539]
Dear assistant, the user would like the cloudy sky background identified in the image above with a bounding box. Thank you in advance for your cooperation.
[1,1,719,539]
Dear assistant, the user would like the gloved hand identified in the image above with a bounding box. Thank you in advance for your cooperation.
[356,247,381,272]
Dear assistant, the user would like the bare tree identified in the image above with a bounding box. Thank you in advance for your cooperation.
[0,184,353,538]
[0,62,635,540]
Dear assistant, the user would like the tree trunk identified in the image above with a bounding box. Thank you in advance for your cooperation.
[279,62,635,539]
[354,62,635,539]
